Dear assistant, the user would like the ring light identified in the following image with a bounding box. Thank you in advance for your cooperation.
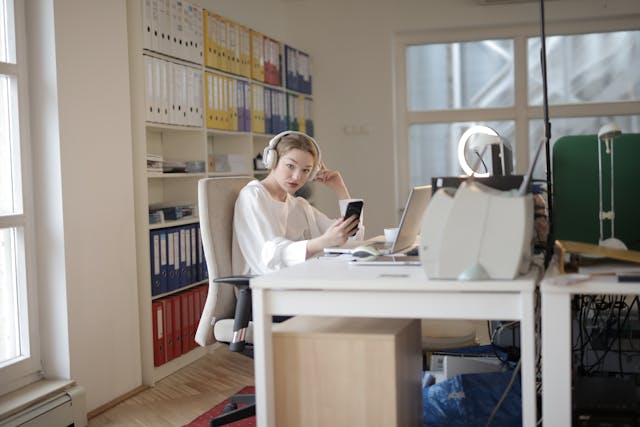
[457,125,500,178]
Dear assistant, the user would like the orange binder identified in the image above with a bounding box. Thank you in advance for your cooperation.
[152,301,166,367]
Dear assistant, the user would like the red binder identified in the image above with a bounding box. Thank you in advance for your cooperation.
[181,292,190,354]
[171,294,182,358]
[162,298,175,362]
[188,289,197,351]
[152,301,166,366]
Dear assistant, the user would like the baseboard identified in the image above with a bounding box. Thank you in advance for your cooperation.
[87,385,148,420]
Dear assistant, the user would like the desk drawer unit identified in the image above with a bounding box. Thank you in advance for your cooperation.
[272,316,423,427]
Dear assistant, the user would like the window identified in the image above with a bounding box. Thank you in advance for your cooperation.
[0,0,41,394]
[396,21,640,192]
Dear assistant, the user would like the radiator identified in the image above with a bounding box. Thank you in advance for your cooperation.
[0,385,86,427]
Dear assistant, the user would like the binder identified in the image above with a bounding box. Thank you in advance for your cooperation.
[226,19,240,76]
[190,288,199,350]
[250,30,265,82]
[143,0,154,51]
[190,224,198,283]
[285,45,298,92]
[152,301,166,366]
[187,2,203,63]
[170,294,182,357]
[168,227,180,291]
[158,0,171,55]
[183,225,192,285]
[205,72,215,128]
[193,68,203,126]
[264,87,272,135]
[203,9,214,68]
[162,298,175,362]
[150,230,167,296]
[159,229,168,293]
[170,0,185,59]
[299,51,312,94]
[144,56,155,122]
[244,80,251,132]
[172,62,186,126]
[239,24,252,78]
[197,224,208,281]
[218,15,228,72]
[179,227,187,288]
[228,77,238,131]
[159,58,170,124]
[180,291,191,353]
[251,84,265,134]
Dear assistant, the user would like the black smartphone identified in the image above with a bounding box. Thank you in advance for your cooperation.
[343,200,364,221]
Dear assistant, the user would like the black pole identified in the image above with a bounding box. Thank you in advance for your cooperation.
[539,0,554,267]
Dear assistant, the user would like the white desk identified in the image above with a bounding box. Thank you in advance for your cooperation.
[541,269,640,427]
[251,257,540,426]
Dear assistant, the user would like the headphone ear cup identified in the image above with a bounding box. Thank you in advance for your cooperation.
[309,164,320,181]
[263,146,277,170]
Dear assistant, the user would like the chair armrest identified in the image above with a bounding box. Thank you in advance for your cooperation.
[213,275,255,353]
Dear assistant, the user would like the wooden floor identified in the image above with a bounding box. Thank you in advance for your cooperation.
[89,345,254,427]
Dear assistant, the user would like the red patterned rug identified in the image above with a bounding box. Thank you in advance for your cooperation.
[183,386,256,427]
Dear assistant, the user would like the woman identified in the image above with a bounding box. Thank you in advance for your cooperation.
[233,131,362,275]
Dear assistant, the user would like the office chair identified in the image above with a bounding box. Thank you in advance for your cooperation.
[195,176,256,426]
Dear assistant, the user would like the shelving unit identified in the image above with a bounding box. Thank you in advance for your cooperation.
[126,0,314,384]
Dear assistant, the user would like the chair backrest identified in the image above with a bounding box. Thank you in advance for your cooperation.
[195,176,252,346]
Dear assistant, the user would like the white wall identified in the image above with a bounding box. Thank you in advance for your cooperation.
[29,0,141,412]
[25,0,640,414]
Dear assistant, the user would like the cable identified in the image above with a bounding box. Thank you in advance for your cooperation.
[484,358,522,427]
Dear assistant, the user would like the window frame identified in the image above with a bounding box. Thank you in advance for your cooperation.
[0,0,42,395]
[393,15,640,201]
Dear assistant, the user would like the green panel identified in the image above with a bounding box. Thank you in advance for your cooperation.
[552,134,640,250]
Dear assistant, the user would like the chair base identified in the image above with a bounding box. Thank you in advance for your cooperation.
[209,394,255,426]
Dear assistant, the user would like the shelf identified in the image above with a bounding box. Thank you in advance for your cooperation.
[145,122,204,132]
[142,48,201,68]
[149,216,199,230]
[147,172,205,179]
[150,280,208,301]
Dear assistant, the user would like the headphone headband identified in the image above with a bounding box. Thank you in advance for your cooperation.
[263,131,322,180]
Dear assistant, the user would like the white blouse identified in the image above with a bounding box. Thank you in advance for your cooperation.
[233,180,358,275]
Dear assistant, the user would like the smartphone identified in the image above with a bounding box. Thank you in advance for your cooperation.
[343,200,363,236]
[343,200,364,221]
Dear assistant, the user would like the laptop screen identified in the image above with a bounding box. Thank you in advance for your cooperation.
[391,185,432,253]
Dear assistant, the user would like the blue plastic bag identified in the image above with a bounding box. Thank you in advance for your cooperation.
[423,371,522,427]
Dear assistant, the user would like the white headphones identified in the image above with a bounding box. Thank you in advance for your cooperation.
[263,131,322,181]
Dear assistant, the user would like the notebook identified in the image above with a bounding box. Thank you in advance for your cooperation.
[324,185,432,255]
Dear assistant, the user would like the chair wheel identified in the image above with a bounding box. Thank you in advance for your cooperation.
[222,402,237,414]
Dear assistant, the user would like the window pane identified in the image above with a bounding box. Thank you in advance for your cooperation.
[0,74,18,216]
[528,115,640,180]
[528,31,640,105]
[0,0,16,64]
[0,227,20,366]
[409,120,515,187]
[407,39,514,111]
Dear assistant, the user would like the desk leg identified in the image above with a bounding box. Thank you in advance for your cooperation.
[541,291,572,427]
[252,288,275,427]
[520,290,536,427]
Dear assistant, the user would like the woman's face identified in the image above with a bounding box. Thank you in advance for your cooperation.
[272,148,315,194]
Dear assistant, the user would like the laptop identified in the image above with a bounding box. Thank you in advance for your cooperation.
[324,185,432,255]
[349,255,422,266]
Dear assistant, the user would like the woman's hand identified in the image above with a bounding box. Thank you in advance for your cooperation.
[313,162,350,200]
[306,216,359,256]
